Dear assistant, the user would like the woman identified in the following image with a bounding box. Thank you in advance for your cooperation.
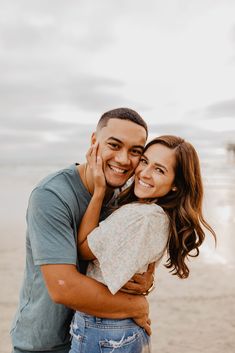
[69,135,216,353]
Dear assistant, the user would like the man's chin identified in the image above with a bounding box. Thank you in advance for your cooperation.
[106,180,127,189]
[105,175,131,189]
[105,172,134,189]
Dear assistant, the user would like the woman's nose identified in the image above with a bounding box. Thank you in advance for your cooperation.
[139,165,152,178]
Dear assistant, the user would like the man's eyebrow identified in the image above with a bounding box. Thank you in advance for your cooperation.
[107,137,144,150]
[107,137,123,144]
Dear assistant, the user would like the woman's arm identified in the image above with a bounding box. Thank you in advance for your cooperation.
[78,192,104,259]
[78,144,106,259]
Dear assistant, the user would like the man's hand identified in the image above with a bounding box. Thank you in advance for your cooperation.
[121,262,155,295]
[133,296,151,336]
[133,315,152,336]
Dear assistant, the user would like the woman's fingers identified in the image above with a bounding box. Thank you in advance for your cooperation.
[86,143,106,191]
[86,143,99,168]
[86,146,94,167]
[96,152,104,171]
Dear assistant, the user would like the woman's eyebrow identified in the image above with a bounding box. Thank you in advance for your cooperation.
[143,154,168,171]
[154,162,168,172]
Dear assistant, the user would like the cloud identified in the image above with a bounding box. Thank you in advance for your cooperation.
[186,98,235,124]
[1,0,235,133]
[2,121,232,166]
[148,122,235,145]
[0,72,128,128]
[0,122,95,165]
[205,99,235,118]
[0,0,129,125]
[0,115,81,133]
[0,0,116,55]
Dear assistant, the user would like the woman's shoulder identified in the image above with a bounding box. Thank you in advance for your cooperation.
[118,202,167,218]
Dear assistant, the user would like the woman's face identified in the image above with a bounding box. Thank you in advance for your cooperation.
[134,143,176,199]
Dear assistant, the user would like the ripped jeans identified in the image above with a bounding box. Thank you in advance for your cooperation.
[69,311,151,353]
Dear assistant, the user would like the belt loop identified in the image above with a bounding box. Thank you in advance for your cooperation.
[95,317,102,323]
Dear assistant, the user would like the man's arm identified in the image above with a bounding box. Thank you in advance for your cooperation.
[41,263,151,335]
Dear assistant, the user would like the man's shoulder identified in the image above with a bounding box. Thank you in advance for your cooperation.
[36,164,78,189]
[30,164,83,198]
[28,163,89,211]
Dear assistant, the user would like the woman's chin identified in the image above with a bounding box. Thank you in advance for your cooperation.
[134,188,147,199]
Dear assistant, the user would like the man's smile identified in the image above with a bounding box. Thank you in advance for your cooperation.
[108,164,128,175]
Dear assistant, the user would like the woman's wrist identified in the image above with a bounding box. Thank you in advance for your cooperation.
[93,188,105,200]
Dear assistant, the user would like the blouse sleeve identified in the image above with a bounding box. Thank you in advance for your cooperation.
[87,203,169,294]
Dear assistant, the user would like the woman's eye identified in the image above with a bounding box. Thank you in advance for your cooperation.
[155,167,164,174]
[140,158,147,164]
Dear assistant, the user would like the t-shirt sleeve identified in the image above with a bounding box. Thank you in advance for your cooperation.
[27,187,77,266]
[87,204,169,294]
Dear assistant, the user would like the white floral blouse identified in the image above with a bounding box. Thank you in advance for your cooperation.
[87,202,169,294]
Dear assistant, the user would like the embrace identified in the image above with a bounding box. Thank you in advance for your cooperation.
[11,108,216,353]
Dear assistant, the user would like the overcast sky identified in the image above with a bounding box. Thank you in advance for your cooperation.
[1,0,235,164]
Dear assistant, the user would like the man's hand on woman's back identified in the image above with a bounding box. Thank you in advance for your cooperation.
[121,262,155,295]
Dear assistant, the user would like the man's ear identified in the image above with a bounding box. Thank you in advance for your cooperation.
[91,132,96,146]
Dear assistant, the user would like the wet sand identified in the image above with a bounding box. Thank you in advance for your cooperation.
[0,165,235,353]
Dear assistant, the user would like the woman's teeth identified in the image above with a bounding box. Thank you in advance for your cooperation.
[139,179,151,188]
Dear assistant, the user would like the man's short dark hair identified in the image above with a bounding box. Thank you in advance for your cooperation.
[97,107,148,138]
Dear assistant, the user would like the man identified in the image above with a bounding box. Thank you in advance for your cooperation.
[11,108,155,353]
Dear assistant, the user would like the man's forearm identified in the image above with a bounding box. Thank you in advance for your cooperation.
[41,264,148,319]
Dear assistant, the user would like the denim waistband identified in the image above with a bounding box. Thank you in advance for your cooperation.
[74,310,138,328]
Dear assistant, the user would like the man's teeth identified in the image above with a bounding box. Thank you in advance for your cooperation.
[139,179,151,188]
[110,166,126,174]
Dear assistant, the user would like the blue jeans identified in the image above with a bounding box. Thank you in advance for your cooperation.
[69,311,151,353]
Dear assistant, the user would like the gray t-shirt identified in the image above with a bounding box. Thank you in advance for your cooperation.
[10,164,92,353]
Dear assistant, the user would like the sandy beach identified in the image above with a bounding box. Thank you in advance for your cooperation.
[0,162,235,353]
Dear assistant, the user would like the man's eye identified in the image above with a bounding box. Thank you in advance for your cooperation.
[131,149,142,156]
[108,143,119,149]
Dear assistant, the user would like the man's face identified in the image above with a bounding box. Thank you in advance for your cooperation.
[93,118,147,188]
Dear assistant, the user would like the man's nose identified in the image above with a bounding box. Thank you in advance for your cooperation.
[115,150,130,165]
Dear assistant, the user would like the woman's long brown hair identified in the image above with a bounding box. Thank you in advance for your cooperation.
[115,135,216,279]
